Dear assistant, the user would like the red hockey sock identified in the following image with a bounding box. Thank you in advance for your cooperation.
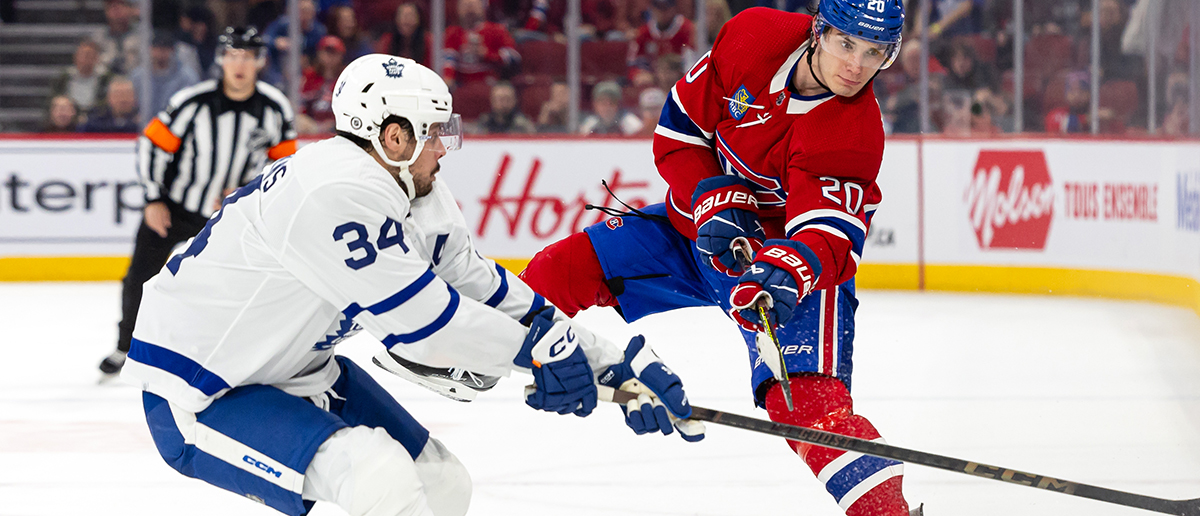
[766,376,909,516]
[519,231,618,318]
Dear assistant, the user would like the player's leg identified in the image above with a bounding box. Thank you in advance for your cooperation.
[141,385,353,516]
[738,282,909,515]
[104,204,207,375]
[522,203,718,322]
[321,356,471,516]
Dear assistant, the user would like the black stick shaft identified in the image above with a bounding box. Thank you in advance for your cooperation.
[600,387,1199,516]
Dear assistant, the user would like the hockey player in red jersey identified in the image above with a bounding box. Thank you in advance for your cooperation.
[522,1,916,514]
[385,0,917,514]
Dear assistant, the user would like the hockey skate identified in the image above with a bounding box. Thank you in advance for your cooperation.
[909,503,924,516]
[372,350,498,402]
[97,350,126,383]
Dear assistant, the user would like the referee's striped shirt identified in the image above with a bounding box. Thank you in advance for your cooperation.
[138,79,297,217]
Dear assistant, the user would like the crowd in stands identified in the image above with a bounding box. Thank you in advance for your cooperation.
[34,0,1195,137]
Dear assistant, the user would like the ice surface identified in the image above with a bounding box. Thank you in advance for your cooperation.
[2,283,1199,515]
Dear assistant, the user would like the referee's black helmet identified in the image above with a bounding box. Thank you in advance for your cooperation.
[219,26,264,50]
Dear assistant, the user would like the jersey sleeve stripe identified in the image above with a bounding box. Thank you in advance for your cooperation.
[483,263,510,308]
[786,209,867,234]
[144,118,182,153]
[660,88,713,142]
[268,139,297,160]
[519,294,547,326]
[654,125,710,147]
[128,338,231,396]
[381,284,460,347]
[789,218,866,256]
[344,268,437,318]
[668,192,694,221]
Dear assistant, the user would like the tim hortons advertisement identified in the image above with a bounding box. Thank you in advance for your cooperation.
[437,139,667,259]
[0,139,144,256]
[924,140,1200,277]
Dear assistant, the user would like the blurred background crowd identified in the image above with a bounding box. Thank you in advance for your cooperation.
[0,0,1195,137]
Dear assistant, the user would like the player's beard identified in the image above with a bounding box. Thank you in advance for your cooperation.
[414,164,439,198]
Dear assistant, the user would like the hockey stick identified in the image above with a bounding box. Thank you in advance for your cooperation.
[597,385,1200,516]
[732,248,795,412]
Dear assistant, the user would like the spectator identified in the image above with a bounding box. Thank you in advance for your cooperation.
[974,87,1013,132]
[634,86,666,137]
[376,2,432,67]
[627,0,694,83]
[50,39,112,114]
[92,0,139,74]
[79,76,139,133]
[943,41,996,93]
[879,42,943,134]
[326,5,372,63]
[443,0,521,89]
[1028,0,1086,37]
[582,0,631,41]
[580,80,642,135]
[296,35,345,135]
[1160,70,1190,136]
[474,81,536,134]
[130,32,201,121]
[179,5,219,77]
[940,89,973,136]
[1081,0,1144,83]
[701,0,732,51]
[969,93,1003,135]
[263,0,328,86]
[916,0,986,40]
[1044,71,1103,133]
[537,80,570,132]
[651,52,684,90]
[43,95,81,133]
[503,0,569,42]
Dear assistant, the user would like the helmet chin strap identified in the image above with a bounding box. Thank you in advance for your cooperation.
[806,38,834,94]
[369,135,424,200]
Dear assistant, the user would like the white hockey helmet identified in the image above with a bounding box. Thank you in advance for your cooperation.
[332,54,462,199]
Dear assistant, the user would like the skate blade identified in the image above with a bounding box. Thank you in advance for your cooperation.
[371,354,477,402]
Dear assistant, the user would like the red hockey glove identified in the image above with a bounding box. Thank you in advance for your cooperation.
[729,240,822,332]
[692,176,765,277]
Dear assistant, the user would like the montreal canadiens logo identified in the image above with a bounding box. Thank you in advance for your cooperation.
[964,150,1054,250]
[606,217,624,230]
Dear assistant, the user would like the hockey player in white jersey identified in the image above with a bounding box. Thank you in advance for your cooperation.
[121,54,704,516]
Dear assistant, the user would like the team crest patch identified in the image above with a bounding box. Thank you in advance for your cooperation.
[606,217,624,229]
[729,85,755,121]
[382,58,405,78]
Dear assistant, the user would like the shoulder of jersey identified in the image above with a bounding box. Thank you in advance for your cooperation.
[166,79,219,108]
[289,138,408,203]
[254,81,294,116]
[714,8,813,74]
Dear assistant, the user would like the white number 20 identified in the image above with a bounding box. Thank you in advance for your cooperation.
[867,0,886,13]
[819,177,864,215]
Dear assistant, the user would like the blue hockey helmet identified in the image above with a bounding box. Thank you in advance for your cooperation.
[813,0,904,69]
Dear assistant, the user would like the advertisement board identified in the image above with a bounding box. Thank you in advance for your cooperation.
[1,135,1197,315]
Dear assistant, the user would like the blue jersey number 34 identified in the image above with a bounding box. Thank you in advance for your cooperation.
[333,217,409,270]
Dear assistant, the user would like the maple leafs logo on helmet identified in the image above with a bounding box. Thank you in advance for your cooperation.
[382,58,405,78]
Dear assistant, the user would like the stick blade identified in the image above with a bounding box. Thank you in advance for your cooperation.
[1175,498,1200,516]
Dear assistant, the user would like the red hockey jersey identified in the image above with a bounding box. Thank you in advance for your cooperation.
[653,7,884,290]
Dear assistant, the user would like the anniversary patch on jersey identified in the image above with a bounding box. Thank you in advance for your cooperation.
[729,86,755,121]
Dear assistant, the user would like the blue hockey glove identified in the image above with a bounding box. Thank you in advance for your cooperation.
[692,175,765,277]
[514,308,597,417]
[597,336,705,442]
[729,239,822,331]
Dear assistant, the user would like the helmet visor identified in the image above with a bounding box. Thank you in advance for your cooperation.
[433,114,462,151]
[819,29,901,71]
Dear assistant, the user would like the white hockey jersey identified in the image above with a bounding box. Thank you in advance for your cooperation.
[122,136,621,413]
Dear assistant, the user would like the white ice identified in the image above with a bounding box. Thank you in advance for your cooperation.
[2,283,1199,516]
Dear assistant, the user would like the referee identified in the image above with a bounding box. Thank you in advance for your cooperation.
[99,26,297,377]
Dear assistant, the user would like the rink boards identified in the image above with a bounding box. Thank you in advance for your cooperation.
[1,135,1197,315]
